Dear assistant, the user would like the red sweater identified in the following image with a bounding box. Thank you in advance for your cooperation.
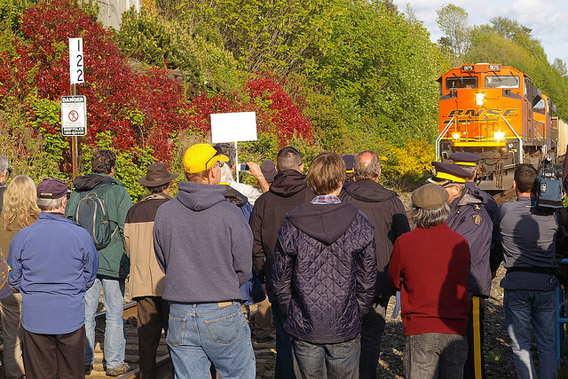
[388,222,470,336]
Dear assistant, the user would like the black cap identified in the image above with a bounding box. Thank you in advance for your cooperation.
[260,160,277,183]
[429,161,473,185]
[342,155,355,173]
[37,178,69,199]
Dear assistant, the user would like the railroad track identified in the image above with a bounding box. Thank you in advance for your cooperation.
[86,302,172,379]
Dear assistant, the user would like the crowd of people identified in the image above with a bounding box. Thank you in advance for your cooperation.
[0,143,563,379]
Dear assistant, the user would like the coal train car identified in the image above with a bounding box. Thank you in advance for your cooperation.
[436,63,559,191]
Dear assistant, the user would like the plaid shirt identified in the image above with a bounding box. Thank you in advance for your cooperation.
[310,195,341,204]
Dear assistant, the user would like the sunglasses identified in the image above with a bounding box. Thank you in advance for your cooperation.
[205,146,225,171]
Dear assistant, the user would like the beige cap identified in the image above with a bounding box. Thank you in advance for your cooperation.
[411,183,449,210]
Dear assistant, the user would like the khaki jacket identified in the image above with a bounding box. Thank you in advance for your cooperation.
[124,193,171,298]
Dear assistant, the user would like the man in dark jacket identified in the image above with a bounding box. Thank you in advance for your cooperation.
[339,150,410,379]
[250,146,315,379]
[65,149,133,376]
[430,161,493,379]
[153,143,255,378]
[272,152,377,379]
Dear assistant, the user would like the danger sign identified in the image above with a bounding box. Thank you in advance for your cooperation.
[61,95,87,136]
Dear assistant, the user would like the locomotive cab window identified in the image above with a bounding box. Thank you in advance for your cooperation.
[485,75,520,89]
[533,99,546,114]
[446,77,478,90]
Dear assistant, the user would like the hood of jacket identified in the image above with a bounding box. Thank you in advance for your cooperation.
[286,202,359,244]
[224,185,248,208]
[176,181,227,211]
[270,170,307,198]
[454,185,485,208]
[72,173,117,191]
[342,179,398,203]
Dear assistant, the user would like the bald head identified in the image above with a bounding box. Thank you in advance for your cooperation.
[353,150,381,181]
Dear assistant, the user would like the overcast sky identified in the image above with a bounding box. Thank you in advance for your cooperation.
[391,0,568,68]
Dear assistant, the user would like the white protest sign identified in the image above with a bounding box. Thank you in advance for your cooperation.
[69,38,84,84]
[61,95,87,136]
[211,112,257,143]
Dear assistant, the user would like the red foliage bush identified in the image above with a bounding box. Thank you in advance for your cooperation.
[188,74,312,145]
[1,0,312,169]
[3,0,192,164]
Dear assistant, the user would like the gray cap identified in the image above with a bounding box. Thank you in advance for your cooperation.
[411,183,449,210]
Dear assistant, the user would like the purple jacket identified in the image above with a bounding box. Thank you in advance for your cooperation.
[272,202,377,344]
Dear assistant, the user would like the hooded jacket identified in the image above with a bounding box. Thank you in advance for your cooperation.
[339,180,410,299]
[272,202,377,344]
[446,187,493,298]
[153,181,252,303]
[124,192,172,298]
[65,173,133,279]
[250,170,315,284]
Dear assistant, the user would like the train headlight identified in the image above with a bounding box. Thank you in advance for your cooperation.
[495,131,505,141]
[476,93,485,106]
[452,133,460,140]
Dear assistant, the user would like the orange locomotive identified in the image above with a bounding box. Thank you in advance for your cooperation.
[436,63,557,191]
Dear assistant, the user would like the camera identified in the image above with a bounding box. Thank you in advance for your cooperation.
[239,163,249,171]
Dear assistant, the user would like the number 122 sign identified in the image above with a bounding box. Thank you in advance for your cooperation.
[69,38,84,84]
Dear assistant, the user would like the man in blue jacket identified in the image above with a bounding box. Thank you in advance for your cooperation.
[8,178,99,379]
[153,144,255,379]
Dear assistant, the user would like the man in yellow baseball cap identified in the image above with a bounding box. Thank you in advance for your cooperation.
[183,143,229,176]
[153,142,255,378]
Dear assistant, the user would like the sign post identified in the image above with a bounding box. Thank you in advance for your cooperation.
[68,38,85,178]
[211,112,258,183]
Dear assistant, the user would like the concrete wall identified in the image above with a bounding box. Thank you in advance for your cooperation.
[555,117,568,157]
[95,0,140,30]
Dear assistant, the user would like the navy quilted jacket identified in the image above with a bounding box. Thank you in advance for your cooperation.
[272,202,377,344]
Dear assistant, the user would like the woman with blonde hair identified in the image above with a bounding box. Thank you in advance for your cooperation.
[0,175,40,379]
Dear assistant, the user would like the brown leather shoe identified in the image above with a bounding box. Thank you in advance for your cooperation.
[106,363,131,377]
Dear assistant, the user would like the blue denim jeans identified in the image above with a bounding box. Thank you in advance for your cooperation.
[504,289,557,379]
[403,333,468,379]
[84,277,126,369]
[167,302,255,379]
[273,302,296,379]
[292,335,360,379]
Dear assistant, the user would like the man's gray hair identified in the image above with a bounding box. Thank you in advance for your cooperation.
[37,197,64,211]
[411,203,451,229]
[354,150,381,180]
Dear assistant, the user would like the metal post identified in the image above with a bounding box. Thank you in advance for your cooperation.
[71,83,78,179]
[234,141,239,183]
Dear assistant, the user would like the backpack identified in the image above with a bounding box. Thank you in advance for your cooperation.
[74,183,118,250]
[536,158,564,209]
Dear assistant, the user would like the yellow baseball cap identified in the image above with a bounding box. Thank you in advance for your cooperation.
[183,144,229,174]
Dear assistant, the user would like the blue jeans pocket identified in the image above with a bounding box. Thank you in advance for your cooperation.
[204,310,240,345]
[167,315,186,347]
[332,337,359,358]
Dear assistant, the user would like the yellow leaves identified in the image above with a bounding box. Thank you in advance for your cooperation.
[382,140,434,179]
